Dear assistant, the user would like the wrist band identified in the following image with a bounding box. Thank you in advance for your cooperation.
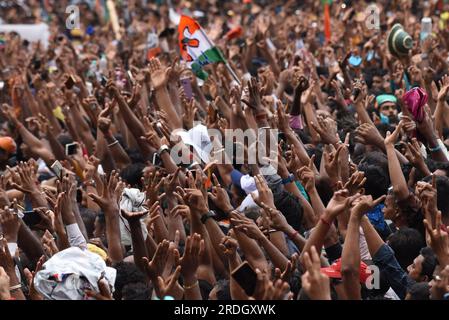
[108,140,119,147]
[429,144,441,153]
[157,144,170,156]
[10,284,22,292]
[321,217,332,227]
[282,174,294,185]
[183,281,199,290]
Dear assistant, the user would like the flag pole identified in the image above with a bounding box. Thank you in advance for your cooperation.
[198,27,241,86]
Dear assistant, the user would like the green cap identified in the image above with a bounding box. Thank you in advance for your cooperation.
[376,94,397,106]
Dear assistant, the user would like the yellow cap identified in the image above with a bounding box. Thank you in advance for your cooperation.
[87,243,108,261]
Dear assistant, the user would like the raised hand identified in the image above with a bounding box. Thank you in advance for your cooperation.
[258,202,291,234]
[174,233,205,280]
[149,58,170,90]
[250,175,275,209]
[384,121,404,147]
[85,278,114,300]
[207,174,233,214]
[231,215,265,241]
[325,189,354,219]
[355,122,384,147]
[423,211,449,268]
[219,236,239,258]
[176,187,208,215]
[323,144,344,186]
[157,265,182,299]
[0,266,11,300]
[7,161,39,194]
[274,253,298,283]
[437,74,449,102]
[0,205,21,242]
[252,268,293,300]
[182,98,198,130]
[350,194,386,219]
[296,155,316,192]
[242,77,263,111]
[142,239,170,281]
[88,171,122,212]
[301,245,331,300]
[121,209,148,222]
[310,116,339,145]
[344,171,366,196]
[23,256,45,300]
[41,229,59,257]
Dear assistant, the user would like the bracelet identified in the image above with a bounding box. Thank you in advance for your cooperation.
[10,284,22,292]
[282,174,295,185]
[321,217,332,227]
[183,281,199,290]
[157,144,170,156]
[107,140,119,148]
[429,144,441,153]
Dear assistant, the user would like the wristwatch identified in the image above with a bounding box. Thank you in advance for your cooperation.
[157,144,170,156]
[201,210,216,224]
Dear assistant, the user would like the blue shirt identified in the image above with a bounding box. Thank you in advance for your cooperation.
[372,244,416,300]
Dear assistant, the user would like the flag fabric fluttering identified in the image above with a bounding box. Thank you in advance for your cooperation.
[178,15,226,80]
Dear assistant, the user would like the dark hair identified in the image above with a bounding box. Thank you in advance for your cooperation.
[274,190,304,232]
[387,227,425,270]
[79,206,97,239]
[358,163,390,199]
[112,262,148,300]
[407,282,430,300]
[120,162,146,189]
[121,282,151,300]
[419,247,438,280]
[422,175,449,218]
[56,133,74,147]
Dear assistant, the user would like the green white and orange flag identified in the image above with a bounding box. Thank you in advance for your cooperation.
[178,15,226,80]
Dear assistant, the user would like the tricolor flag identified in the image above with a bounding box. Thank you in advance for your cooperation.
[178,15,226,80]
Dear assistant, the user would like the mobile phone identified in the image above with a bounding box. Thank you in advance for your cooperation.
[51,160,64,179]
[180,77,193,99]
[152,152,161,166]
[22,210,42,227]
[101,75,108,87]
[127,70,135,85]
[86,81,93,95]
[65,75,76,89]
[231,261,258,296]
[65,142,78,156]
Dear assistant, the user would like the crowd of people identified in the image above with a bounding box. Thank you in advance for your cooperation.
[0,0,449,301]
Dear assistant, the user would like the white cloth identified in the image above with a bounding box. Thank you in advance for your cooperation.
[384,287,401,300]
[119,188,148,247]
[359,227,372,261]
[66,223,87,249]
[34,247,116,300]
[237,193,259,212]
[176,124,212,163]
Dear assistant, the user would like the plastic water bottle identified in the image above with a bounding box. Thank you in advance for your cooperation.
[421,17,432,42]
[99,54,108,75]
[88,60,97,79]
